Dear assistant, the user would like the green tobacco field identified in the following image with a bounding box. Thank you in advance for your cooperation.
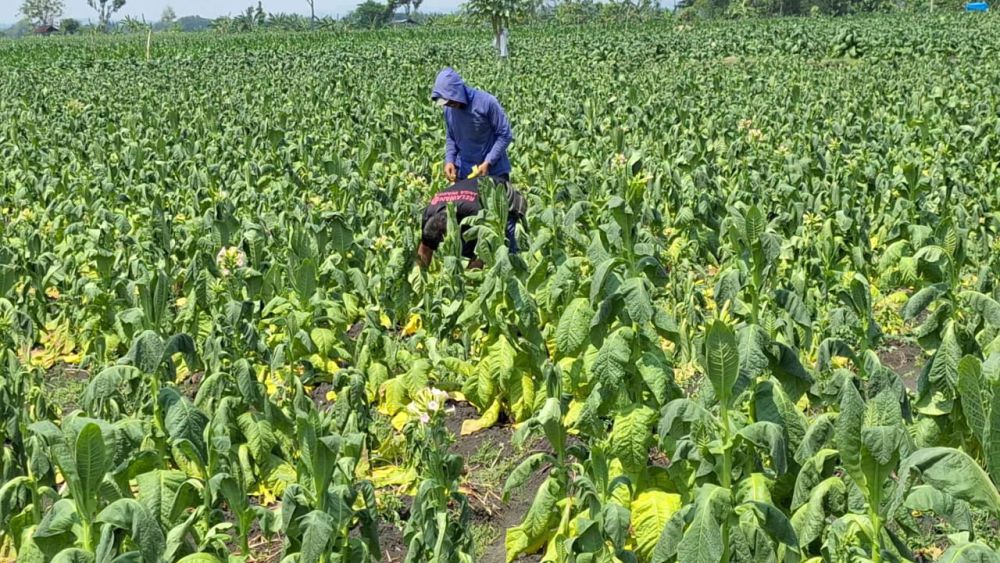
[4,14,1000,563]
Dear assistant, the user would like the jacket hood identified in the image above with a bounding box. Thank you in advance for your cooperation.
[432,67,469,105]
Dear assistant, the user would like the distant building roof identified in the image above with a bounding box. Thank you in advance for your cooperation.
[390,15,419,25]
[34,24,59,34]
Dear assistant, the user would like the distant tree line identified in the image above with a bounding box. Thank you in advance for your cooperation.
[2,0,969,40]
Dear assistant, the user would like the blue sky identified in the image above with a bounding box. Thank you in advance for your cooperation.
[2,0,465,23]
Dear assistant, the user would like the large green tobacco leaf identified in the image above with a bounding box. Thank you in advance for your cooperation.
[50,549,94,563]
[894,448,1000,516]
[238,411,277,464]
[164,397,209,463]
[957,356,988,447]
[903,485,973,533]
[676,484,731,563]
[96,499,166,563]
[990,376,1000,484]
[937,543,1000,562]
[790,476,846,548]
[136,469,190,528]
[300,510,335,563]
[704,320,739,409]
[556,297,594,358]
[919,322,962,408]
[961,291,1000,327]
[835,382,867,491]
[505,475,562,561]
[76,423,107,518]
[502,452,555,502]
[129,330,166,374]
[609,405,657,475]
[621,277,654,325]
[737,421,788,475]
[592,327,632,390]
[902,284,948,321]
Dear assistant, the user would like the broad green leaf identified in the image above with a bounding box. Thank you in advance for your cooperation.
[555,297,594,358]
[792,449,839,510]
[237,411,276,464]
[957,356,988,445]
[51,550,93,563]
[136,469,188,528]
[755,379,808,458]
[745,205,766,243]
[637,350,675,407]
[164,398,208,464]
[835,382,866,491]
[677,484,730,563]
[300,510,334,563]
[990,376,1000,484]
[96,499,166,563]
[658,398,713,438]
[737,421,788,475]
[896,448,1000,516]
[790,476,846,547]
[76,423,107,517]
[961,291,1000,327]
[609,405,656,475]
[310,327,338,358]
[903,485,973,533]
[738,325,769,387]
[902,284,946,321]
[651,505,691,563]
[747,501,798,548]
[602,503,630,549]
[925,322,961,394]
[704,319,739,408]
[737,473,773,505]
[130,330,165,374]
[621,277,653,325]
[505,476,562,562]
[502,452,555,502]
[794,413,837,465]
[592,328,631,390]
[175,555,223,563]
[938,543,1000,562]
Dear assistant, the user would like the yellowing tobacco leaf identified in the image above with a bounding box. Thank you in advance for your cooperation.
[461,400,501,435]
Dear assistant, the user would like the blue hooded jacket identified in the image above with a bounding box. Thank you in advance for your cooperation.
[432,68,513,179]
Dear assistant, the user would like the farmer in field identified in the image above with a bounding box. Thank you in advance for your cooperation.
[429,68,517,269]
[431,67,513,184]
[416,176,527,270]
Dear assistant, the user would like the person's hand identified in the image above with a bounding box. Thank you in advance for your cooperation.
[416,243,433,268]
[445,163,457,183]
[468,161,489,179]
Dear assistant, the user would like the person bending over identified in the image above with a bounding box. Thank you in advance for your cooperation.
[417,177,526,270]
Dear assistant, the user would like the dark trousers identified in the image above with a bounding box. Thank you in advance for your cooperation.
[496,173,519,255]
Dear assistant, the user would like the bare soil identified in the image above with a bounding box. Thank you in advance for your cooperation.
[45,363,90,413]
[878,339,925,392]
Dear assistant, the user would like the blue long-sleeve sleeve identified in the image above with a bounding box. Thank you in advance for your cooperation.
[445,119,458,165]
[485,100,512,166]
